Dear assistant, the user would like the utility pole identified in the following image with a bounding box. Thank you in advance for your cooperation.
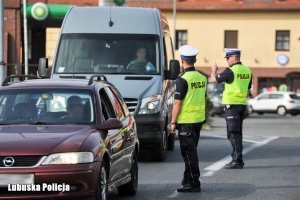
[173,0,176,52]
[0,0,5,82]
[23,0,28,75]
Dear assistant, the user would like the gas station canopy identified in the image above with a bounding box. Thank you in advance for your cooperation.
[22,3,72,21]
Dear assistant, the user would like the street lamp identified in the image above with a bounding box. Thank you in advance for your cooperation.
[23,0,28,75]
[0,0,5,82]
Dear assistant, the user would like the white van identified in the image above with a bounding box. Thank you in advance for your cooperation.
[38,7,180,161]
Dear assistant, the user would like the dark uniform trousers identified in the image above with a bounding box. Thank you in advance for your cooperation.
[178,123,202,187]
[224,105,246,163]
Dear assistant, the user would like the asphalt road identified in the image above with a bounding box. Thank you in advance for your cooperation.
[105,114,300,200]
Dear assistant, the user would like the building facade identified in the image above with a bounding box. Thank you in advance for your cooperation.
[3,0,300,95]
[129,0,300,96]
[3,0,98,76]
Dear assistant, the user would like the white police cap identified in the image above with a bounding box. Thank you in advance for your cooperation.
[224,48,241,58]
[179,45,199,60]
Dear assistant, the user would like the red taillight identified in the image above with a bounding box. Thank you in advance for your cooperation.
[288,99,295,103]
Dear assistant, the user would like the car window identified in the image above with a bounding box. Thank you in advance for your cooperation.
[100,89,116,121]
[109,87,130,116]
[258,94,269,100]
[269,94,284,99]
[290,94,300,100]
[105,87,125,120]
[0,89,95,124]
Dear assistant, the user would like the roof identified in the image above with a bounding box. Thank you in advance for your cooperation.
[0,79,106,90]
[127,0,300,12]
[62,7,161,35]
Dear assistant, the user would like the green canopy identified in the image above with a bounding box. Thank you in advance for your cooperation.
[21,4,72,20]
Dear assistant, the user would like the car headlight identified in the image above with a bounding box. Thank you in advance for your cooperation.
[42,152,94,165]
[139,95,161,114]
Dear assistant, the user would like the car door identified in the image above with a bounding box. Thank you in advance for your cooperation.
[253,94,270,111]
[99,88,125,182]
[108,87,136,174]
[268,93,284,111]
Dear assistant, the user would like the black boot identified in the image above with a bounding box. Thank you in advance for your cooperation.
[177,184,201,193]
[225,161,244,169]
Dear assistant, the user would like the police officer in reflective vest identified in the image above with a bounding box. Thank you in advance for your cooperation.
[211,49,252,169]
[170,45,207,192]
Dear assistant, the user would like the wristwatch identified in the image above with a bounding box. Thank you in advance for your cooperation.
[171,122,176,125]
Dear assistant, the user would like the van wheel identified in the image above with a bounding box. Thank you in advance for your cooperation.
[153,130,167,161]
[277,106,286,116]
[117,151,138,196]
[95,161,108,200]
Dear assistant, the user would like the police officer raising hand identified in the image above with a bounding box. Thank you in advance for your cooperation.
[211,49,252,169]
[170,45,207,193]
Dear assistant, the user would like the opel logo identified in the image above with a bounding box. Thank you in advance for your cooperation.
[3,157,15,167]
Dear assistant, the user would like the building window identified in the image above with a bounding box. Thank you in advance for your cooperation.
[176,30,187,50]
[224,30,238,48]
[276,30,290,51]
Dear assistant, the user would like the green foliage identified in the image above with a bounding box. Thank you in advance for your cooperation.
[114,0,126,6]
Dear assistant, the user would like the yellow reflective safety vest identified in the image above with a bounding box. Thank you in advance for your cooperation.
[222,64,252,105]
[177,70,207,124]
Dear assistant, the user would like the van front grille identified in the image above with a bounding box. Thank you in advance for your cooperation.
[124,98,138,114]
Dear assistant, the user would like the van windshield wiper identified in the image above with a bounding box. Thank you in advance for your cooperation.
[0,123,12,125]
[29,121,51,125]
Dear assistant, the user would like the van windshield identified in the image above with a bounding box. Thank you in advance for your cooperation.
[55,34,160,75]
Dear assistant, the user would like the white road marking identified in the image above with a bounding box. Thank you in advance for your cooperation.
[202,133,274,144]
[202,136,279,177]
[167,191,179,198]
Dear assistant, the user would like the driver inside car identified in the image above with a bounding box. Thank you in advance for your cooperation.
[66,96,85,121]
[127,44,156,73]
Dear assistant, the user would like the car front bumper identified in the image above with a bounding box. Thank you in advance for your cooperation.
[0,162,101,199]
[134,113,165,149]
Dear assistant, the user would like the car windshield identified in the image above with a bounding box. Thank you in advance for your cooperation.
[0,89,95,125]
[55,34,160,75]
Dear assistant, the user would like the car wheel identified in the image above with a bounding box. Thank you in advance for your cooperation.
[153,129,167,161]
[258,112,264,115]
[277,106,287,116]
[291,113,298,116]
[96,162,108,200]
[117,151,138,196]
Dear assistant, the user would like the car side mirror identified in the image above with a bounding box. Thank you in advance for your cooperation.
[38,58,50,78]
[168,60,180,80]
[95,118,123,130]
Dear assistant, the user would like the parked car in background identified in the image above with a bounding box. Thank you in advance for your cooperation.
[0,75,139,200]
[248,91,300,116]
[208,83,224,116]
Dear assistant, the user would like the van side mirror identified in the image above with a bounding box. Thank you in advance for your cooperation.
[95,118,123,130]
[168,60,180,80]
[38,58,50,78]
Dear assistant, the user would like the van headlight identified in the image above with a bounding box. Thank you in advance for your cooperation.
[42,152,94,165]
[139,95,161,114]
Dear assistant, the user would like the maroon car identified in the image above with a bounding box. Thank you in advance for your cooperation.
[0,75,139,200]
